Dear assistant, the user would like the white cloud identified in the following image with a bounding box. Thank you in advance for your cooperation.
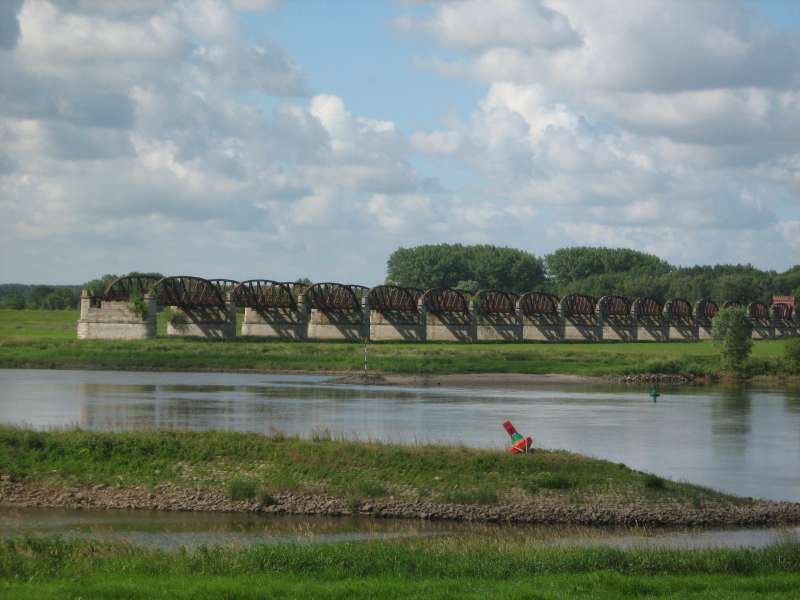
[399,0,800,269]
[0,1,447,284]
[367,194,432,232]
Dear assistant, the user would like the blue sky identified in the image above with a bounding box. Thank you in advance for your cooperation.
[0,0,799,285]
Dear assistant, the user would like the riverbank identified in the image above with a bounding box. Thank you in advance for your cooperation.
[0,310,796,380]
[3,428,799,528]
[2,536,800,599]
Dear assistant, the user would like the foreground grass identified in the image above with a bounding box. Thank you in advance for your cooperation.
[0,427,737,507]
[1,537,800,598]
[0,309,794,377]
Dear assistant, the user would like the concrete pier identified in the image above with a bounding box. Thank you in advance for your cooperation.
[76,290,156,340]
[241,307,307,340]
[165,302,236,339]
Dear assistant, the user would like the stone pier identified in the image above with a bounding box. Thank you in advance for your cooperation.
[306,306,367,341]
[241,306,307,340]
[166,300,236,339]
[76,290,156,339]
[369,310,424,342]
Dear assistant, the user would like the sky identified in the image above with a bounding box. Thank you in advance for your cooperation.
[1,0,799,285]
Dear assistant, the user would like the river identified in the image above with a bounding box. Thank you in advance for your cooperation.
[2,369,799,502]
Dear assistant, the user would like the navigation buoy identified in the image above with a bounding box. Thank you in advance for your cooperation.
[650,385,660,401]
[502,420,533,454]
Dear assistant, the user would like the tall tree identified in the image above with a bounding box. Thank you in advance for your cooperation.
[386,244,545,294]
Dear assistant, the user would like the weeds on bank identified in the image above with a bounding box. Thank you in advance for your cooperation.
[2,536,800,581]
[0,427,740,508]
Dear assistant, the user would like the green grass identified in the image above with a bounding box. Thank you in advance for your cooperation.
[1,537,800,598]
[0,427,739,508]
[0,309,795,377]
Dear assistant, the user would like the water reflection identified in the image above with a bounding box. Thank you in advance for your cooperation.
[2,506,799,551]
[1,369,800,501]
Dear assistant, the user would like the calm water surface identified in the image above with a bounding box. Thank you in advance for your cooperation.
[3,507,799,550]
[1,369,799,502]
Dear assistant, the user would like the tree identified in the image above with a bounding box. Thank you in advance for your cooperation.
[545,247,671,291]
[386,244,544,294]
[785,338,800,373]
[82,274,118,296]
[712,306,753,373]
[0,293,26,309]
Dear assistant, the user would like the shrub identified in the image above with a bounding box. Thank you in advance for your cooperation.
[643,474,666,490]
[523,473,577,494]
[539,474,576,490]
[227,477,258,501]
[161,307,184,326]
[785,338,800,372]
[712,307,753,374]
[127,292,148,320]
[442,488,499,505]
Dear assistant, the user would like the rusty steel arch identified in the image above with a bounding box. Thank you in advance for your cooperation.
[303,282,366,311]
[771,302,793,321]
[367,285,421,313]
[518,292,559,316]
[152,276,226,310]
[631,297,663,318]
[421,288,469,313]
[208,279,239,299]
[664,298,692,319]
[559,294,596,317]
[474,289,518,315]
[232,280,297,310]
[747,302,769,320]
[694,299,718,323]
[597,295,630,317]
[102,275,159,301]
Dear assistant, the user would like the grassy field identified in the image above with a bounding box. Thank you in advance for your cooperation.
[1,536,799,598]
[0,427,740,508]
[0,309,794,376]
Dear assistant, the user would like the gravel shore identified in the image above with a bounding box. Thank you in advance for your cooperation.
[4,480,800,528]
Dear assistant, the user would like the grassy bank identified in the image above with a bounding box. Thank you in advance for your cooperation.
[0,427,743,510]
[1,537,800,598]
[0,309,795,377]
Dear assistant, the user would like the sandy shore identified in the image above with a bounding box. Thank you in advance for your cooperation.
[331,372,602,389]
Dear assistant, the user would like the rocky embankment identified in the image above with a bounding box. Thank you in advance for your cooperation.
[608,374,696,385]
[3,479,800,527]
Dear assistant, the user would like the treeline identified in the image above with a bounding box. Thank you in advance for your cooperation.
[0,284,81,310]
[386,244,800,305]
[0,272,164,310]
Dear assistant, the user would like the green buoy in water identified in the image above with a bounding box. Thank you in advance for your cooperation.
[650,385,660,401]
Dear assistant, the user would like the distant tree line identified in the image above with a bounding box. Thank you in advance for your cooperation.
[0,284,81,310]
[386,244,800,305]
[3,247,799,310]
[0,272,163,310]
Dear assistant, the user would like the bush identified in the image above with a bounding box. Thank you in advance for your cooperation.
[643,474,666,490]
[523,473,576,492]
[227,477,258,501]
[712,307,753,373]
[127,293,148,320]
[785,338,800,372]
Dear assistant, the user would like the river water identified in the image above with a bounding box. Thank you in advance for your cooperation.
[1,369,799,502]
[2,506,799,550]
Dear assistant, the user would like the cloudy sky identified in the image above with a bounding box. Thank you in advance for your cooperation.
[1,0,799,285]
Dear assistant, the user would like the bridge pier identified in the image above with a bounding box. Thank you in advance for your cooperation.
[76,290,157,340]
[165,296,236,339]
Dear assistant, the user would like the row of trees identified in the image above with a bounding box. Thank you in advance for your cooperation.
[2,246,798,310]
[386,245,800,305]
[0,272,165,310]
[0,285,81,310]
